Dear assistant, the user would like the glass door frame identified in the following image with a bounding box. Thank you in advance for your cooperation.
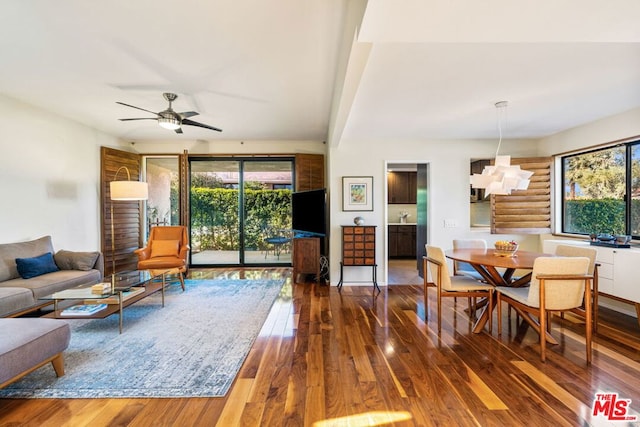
[188,155,295,267]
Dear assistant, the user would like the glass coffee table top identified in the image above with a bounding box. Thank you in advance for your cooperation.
[41,270,158,300]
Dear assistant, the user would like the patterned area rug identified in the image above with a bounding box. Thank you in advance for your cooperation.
[0,278,285,398]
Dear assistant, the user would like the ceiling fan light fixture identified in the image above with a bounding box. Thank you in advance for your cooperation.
[158,115,181,130]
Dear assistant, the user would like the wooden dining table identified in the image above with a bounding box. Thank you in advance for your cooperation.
[445,248,553,334]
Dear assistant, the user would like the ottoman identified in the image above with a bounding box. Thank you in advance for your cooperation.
[0,318,71,388]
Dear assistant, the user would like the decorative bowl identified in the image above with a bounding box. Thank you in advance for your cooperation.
[354,216,365,226]
[494,241,518,257]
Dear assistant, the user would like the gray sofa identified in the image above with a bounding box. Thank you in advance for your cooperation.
[0,236,103,317]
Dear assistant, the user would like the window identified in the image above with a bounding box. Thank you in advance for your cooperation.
[561,141,640,238]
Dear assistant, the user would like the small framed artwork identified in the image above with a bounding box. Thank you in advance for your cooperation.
[342,176,373,211]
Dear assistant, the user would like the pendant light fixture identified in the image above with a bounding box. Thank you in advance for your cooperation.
[470,101,533,196]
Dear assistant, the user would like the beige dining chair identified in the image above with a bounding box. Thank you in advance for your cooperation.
[424,245,494,333]
[496,256,593,363]
[554,244,599,332]
[452,239,487,281]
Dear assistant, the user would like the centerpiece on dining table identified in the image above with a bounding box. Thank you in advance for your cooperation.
[494,240,519,257]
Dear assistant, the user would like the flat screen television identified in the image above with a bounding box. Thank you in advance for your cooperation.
[292,188,326,237]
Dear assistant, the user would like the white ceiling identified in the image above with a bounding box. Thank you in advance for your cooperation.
[1,1,640,143]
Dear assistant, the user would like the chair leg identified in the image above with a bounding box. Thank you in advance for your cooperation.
[179,272,185,291]
[539,308,546,362]
[497,295,502,336]
[437,289,442,332]
[487,291,493,333]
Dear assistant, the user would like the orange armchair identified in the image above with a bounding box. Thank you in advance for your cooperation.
[134,226,189,290]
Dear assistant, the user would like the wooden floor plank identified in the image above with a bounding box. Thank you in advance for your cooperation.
[2,267,640,426]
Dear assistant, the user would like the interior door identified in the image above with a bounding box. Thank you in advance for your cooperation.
[416,163,428,277]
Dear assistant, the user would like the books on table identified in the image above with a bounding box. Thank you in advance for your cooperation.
[84,287,145,305]
[91,282,111,295]
[61,303,108,316]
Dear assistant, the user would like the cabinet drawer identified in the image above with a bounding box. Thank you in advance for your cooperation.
[597,277,614,295]
[597,262,613,280]
[596,248,614,264]
[344,235,354,242]
[354,242,365,249]
[344,242,354,250]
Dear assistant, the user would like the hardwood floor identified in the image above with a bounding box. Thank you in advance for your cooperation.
[1,267,640,426]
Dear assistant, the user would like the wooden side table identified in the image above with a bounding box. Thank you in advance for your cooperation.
[292,237,320,283]
[337,226,380,292]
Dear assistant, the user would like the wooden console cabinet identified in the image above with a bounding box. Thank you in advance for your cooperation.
[338,226,379,291]
[292,237,320,283]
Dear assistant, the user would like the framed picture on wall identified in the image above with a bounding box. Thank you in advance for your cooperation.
[342,176,373,211]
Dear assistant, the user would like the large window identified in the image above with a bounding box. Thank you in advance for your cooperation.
[562,140,640,238]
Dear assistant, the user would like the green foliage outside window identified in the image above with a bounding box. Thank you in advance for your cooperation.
[190,187,292,252]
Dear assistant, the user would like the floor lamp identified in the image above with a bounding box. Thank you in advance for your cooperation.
[110,166,148,291]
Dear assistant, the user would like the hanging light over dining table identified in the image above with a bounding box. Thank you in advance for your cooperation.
[470,101,533,196]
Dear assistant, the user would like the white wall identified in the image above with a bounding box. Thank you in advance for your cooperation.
[128,139,326,156]
[328,138,540,286]
[0,94,121,250]
[538,107,640,156]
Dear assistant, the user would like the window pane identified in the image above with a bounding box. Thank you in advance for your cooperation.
[562,146,626,235]
[631,144,640,235]
[145,156,180,239]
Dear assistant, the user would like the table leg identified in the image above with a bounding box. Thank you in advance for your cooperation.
[162,272,166,307]
[337,262,344,291]
[118,291,123,334]
[372,264,380,293]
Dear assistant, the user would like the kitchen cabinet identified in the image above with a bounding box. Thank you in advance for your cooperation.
[388,225,416,258]
[388,172,417,204]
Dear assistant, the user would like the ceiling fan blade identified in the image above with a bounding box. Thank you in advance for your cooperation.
[175,128,183,134]
[119,118,158,121]
[182,118,222,132]
[178,111,199,119]
[116,102,159,116]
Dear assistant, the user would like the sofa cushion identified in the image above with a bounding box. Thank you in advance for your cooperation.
[0,288,35,317]
[0,269,101,300]
[0,236,54,282]
[150,240,180,258]
[15,252,59,279]
[0,318,70,385]
[54,250,100,271]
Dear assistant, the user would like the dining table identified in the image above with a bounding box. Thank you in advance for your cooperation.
[445,248,554,335]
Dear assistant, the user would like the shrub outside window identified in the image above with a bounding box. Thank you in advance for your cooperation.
[562,141,640,238]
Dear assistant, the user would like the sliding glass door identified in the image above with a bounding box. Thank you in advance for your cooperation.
[189,157,293,266]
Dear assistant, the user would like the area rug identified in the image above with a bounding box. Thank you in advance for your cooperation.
[0,277,286,398]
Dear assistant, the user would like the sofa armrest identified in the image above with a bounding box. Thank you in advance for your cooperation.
[179,245,190,260]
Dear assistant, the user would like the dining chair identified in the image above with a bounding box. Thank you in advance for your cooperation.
[424,245,494,333]
[554,244,599,332]
[496,256,593,363]
[452,239,487,318]
[452,239,487,281]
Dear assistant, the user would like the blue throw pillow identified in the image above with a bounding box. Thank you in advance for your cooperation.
[15,252,60,279]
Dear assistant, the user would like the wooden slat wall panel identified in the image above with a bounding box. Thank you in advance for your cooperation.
[295,154,325,191]
[491,156,552,234]
[101,147,143,276]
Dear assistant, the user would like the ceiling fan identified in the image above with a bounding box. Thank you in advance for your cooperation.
[117,93,222,134]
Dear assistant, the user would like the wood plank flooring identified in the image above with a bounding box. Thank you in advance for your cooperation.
[1,267,639,426]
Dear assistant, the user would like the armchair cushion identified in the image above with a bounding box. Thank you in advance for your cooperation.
[54,250,100,271]
[150,240,180,258]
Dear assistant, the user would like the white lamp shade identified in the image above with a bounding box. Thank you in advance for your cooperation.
[110,180,148,200]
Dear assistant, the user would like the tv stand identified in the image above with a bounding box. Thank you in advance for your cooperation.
[292,237,320,283]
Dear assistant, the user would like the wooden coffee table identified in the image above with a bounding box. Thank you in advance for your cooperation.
[41,270,172,333]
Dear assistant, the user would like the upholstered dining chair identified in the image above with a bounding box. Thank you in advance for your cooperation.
[554,244,599,332]
[452,239,487,281]
[424,245,494,333]
[496,256,593,363]
[134,226,189,290]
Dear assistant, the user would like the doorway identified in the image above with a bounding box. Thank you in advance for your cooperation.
[189,157,294,266]
[386,162,428,285]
